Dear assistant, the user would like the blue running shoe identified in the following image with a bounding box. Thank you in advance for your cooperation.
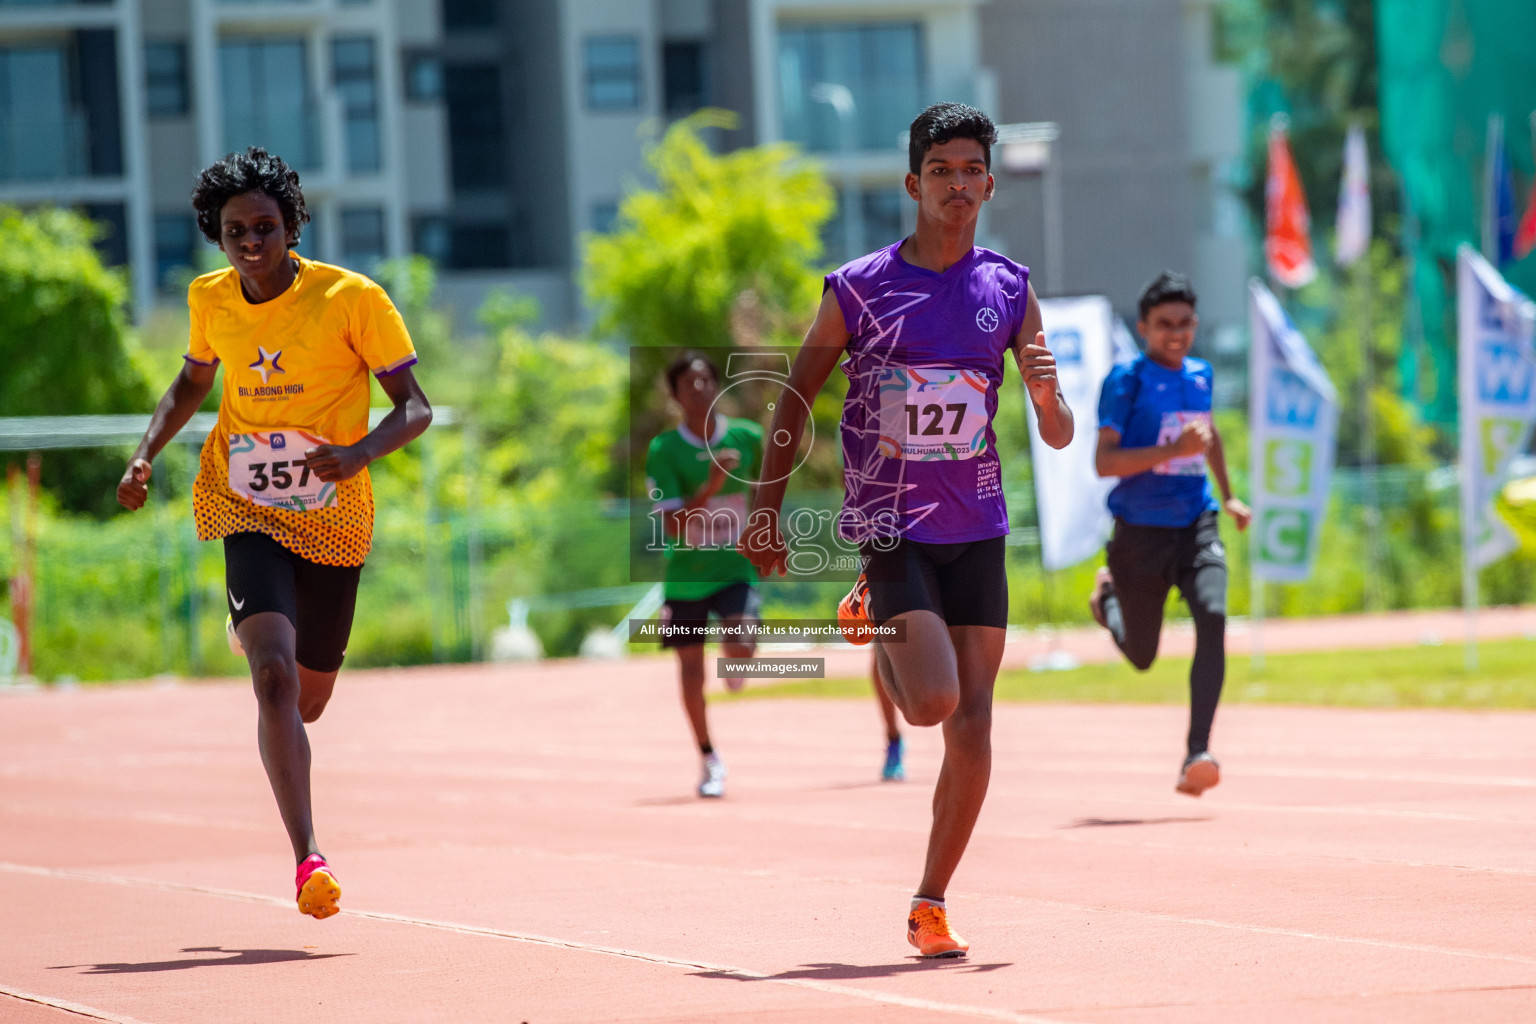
[882,737,905,782]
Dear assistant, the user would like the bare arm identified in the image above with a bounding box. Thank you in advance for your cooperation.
[116,361,219,511]
[740,288,851,577]
[304,365,433,483]
[1205,423,1251,530]
[1094,418,1211,479]
[1012,282,1073,449]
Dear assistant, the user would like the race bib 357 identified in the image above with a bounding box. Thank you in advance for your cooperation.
[228,430,337,511]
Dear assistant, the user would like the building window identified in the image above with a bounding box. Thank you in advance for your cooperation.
[404,52,442,102]
[449,223,511,269]
[662,41,707,118]
[154,213,197,291]
[824,188,906,263]
[444,64,504,190]
[443,0,496,30]
[585,36,640,112]
[220,38,316,169]
[778,23,924,153]
[0,43,87,181]
[591,201,619,234]
[340,206,385,270]
[412,215,450,265]
[145,41,189,117]
[333,37,380,174]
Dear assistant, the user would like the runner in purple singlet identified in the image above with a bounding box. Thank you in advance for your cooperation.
[743,103,1073,957]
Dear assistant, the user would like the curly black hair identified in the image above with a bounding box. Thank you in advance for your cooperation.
[908,103,997,175]
[664,351,720,395]
[1137,270,1198,320]
[191,146,309,246]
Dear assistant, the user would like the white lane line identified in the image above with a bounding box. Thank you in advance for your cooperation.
[0,986,157,1024]
[5,857,1536,994]
[0,863,1067,1024]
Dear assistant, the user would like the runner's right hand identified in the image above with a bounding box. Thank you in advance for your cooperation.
[116,458,153,511]
[1170,419,1212,458]
[739,508,789,578]
[707,448,742,484]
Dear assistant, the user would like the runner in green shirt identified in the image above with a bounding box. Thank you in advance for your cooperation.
[645,353,763,798]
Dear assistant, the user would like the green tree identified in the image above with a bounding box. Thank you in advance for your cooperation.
[584,110,834,352]
[0,206,150,515]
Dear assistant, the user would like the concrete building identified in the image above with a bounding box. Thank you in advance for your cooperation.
[0,0,1245,351]
[0,0,444,316]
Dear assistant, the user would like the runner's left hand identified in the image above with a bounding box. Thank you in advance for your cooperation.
[1020,333,1059,404]
[1224,497,1252,531]
[305,444,369,483]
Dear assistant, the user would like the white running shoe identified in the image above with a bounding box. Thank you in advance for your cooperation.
[226,615,245,657]
[698,752,727,798]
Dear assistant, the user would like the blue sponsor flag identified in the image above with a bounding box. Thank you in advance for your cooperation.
[1484,115,1518,267]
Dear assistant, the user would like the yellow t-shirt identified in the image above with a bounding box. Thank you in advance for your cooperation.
[187,255,417,567]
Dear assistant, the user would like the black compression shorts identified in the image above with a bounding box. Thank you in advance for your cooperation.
[858,535,1008,629]
[224,531,362,673]
[659,581,760,649]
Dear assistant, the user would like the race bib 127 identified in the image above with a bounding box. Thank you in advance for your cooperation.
[877,366,992,461]
[228,430,337,510]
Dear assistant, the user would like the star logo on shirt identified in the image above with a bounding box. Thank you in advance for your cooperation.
[249,347,285,384]
[975,308,1000,333]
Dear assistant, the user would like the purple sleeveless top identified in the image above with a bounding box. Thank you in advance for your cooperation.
[825,242,1030,545]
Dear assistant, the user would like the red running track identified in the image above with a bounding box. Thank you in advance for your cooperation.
[1,659,1533,1023]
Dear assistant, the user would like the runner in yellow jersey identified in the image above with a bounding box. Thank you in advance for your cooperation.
[117,147,432,919]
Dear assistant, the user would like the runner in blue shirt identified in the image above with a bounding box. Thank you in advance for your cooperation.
[1088,272,1250,797]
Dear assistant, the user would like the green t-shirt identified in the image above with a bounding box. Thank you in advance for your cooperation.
[645,416,764,601]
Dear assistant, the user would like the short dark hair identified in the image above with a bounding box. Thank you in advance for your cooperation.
[191,146,310,246]
[664,351,720,395]
[1137,271,1198,320]
[908,103,997,175]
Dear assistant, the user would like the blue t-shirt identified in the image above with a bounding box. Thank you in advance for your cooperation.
[1096,355,1218,527]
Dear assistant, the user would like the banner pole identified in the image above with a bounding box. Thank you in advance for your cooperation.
[1457,248,1478,672]
[1357,257,1384,611]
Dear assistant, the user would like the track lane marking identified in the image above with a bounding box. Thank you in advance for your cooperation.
[0,862,1066,1024]
[0,987,157,1024]
[4,859,1535,977]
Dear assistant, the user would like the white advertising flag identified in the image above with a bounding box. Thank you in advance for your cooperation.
[1335,124,1371,266]
[1029,296,1128,571]
[1248,279,1338,582]
[1457,245,1536,569]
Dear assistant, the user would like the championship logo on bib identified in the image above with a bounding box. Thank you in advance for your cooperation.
[228,430,338,510]
[877,366,991,461]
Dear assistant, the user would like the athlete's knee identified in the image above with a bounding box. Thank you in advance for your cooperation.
[249,652,300,708]
[902,686,959,728]
[947,701,992,747]
[299,695,330,723]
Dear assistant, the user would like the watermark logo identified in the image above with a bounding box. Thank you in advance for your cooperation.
[975,307,1000,333]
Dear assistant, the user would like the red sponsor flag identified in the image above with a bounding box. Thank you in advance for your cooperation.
[1265,119,1317,288]
[1516,179,1536,260]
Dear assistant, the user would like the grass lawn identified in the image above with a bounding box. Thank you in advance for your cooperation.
[719,637,1536,709]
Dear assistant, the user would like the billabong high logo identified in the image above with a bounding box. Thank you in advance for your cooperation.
[271,433,287,450]
[975,307,1000,333]
[249,347,285,384]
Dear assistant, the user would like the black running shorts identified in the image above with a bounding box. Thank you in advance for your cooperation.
[660,581,760,649]
[224,531,362,673]
[858,535,1008,629]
